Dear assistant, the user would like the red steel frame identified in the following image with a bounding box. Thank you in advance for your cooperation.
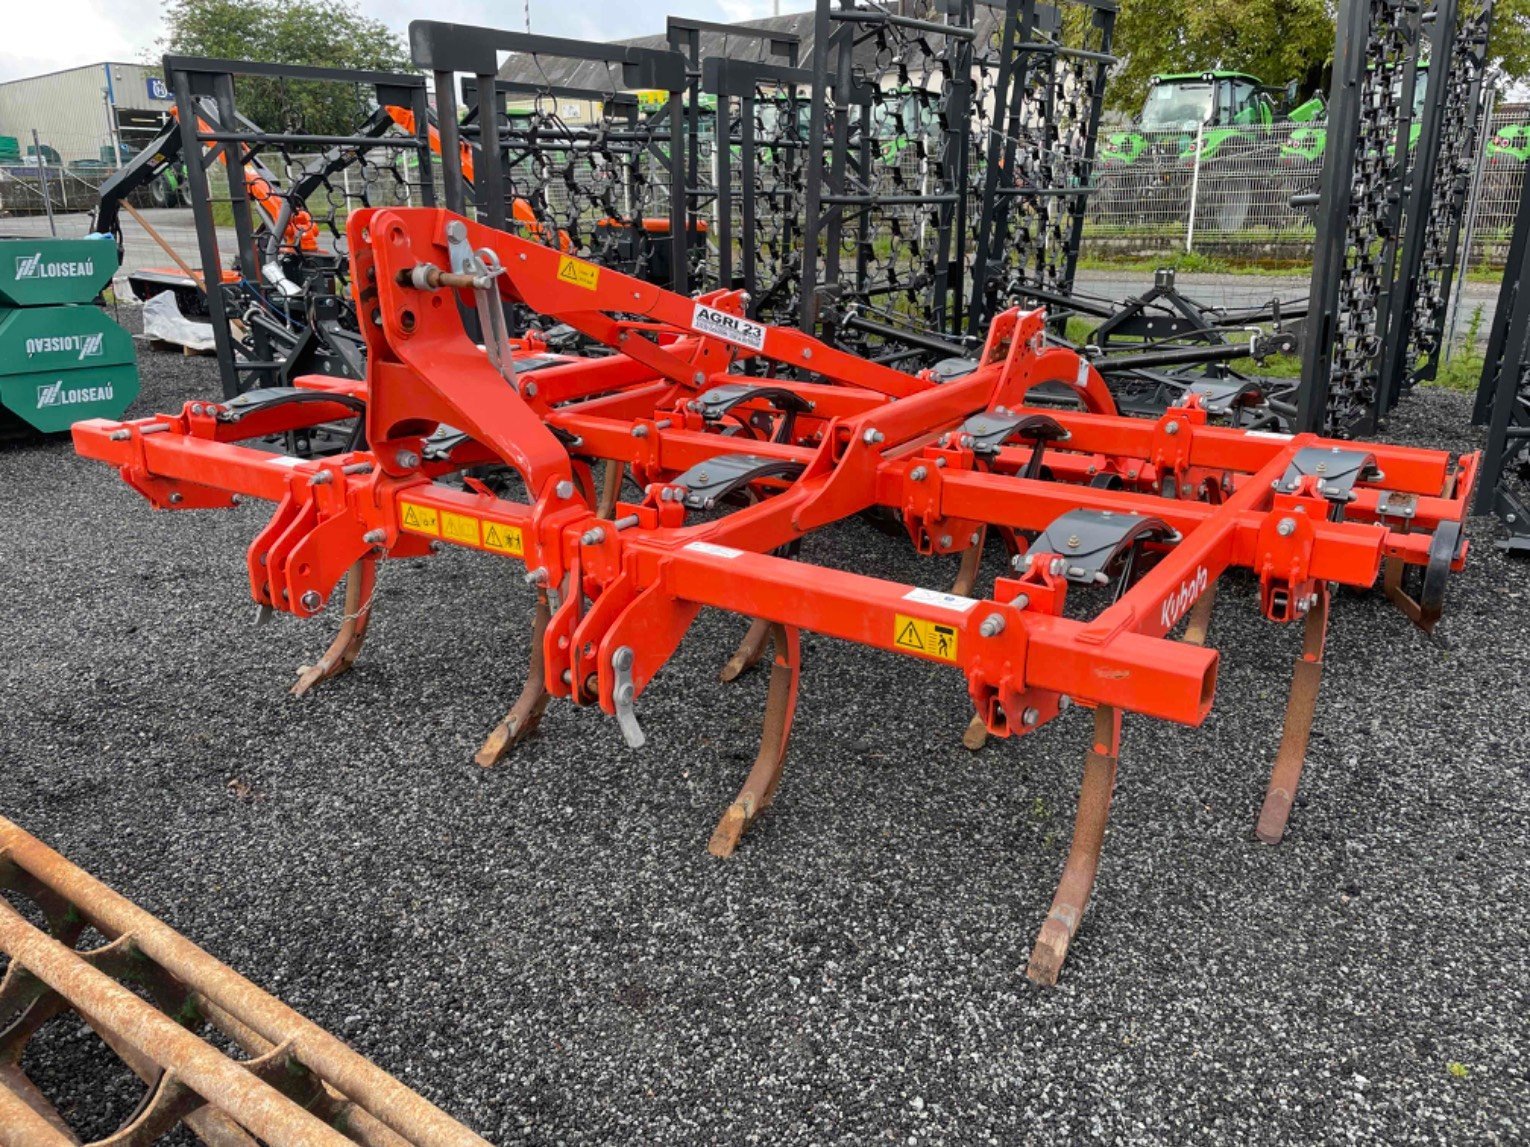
[73,208,1476,984]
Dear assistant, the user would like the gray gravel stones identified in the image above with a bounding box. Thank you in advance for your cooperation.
[0,319,1525,1143]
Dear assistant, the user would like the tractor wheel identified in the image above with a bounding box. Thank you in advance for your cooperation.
[1201,167,1253,234]
[149,177,173,209]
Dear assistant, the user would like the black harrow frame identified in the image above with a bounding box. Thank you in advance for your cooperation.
[163,55,437,399]
[1473,150,1530,553]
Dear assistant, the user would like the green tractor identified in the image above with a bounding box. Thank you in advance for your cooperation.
[1096,71,1319,231]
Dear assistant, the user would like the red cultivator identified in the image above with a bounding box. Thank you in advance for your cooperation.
[74,209,1476,984]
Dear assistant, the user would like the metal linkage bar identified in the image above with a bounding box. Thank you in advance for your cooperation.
[0,816,489,1146]
[1296,0,1425,437]
[409,20,691,292]
[72,207,1476,984]
[1473,161,1530,552]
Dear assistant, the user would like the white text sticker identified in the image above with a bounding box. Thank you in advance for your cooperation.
[692,304,766,351]
[685,541,744,559]
[903,587,979,613]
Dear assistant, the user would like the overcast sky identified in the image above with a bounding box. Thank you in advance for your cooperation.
[0,0,816,83]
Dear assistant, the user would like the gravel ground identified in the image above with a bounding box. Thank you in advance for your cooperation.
[1,309,1527,1144]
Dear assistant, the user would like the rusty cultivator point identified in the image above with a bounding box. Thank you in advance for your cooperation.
[0,816,487,1145]
[72,209,1476,984]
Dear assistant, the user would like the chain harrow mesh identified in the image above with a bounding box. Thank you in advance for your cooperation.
[1313,0,1418,436]
[1397,0,1494,391]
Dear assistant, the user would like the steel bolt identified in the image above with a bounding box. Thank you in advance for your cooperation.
[632,425,649,438]
[970,532,981,545]
[524,567,548,586]
[555,480,575,499]
[1022,707,1040,726]
[395,449,420,471]
[1058,695,1072,711]
[939,534,953,548]
[1276,517,1297,537]
[801,347,813,360]
[168,492,183,505]
[300,590,322,611]
[581,527,606,546]
[979,612,1006,638]
[522,381,538,398]
[1013,593,1030,609]
[694,371,706,384]
[613,647,634,671]
[1165,420,1180,435]
[910,465,928,482]
[863,428,885,445]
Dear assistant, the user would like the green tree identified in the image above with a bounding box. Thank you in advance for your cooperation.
[1106,0,1530,117]
[156,0,412,136]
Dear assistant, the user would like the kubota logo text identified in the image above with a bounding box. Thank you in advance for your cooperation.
[25,333,104,360]
[36,379,113,408]
[14,253,94,279]
[1160,565,1209,631]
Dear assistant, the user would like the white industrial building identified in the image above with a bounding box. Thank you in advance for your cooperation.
[0,62,174,166]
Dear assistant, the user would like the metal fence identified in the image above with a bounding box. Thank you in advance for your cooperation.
[1082,108,1528,269]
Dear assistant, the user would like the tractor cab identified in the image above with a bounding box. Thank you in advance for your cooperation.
[1102,72,1279,166]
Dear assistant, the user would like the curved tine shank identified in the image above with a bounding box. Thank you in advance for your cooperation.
[719,617,773,683]
[596,459,625,520]
[1026,705,1122,986]
[951,526,987,597]
[1179,581,1218,647]
[475,590,554,767]
[708,624,802,858]
[1256,585,1330,844]
[291,558,377,698]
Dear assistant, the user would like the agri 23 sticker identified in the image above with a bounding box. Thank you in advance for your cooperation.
[692,304,766,351]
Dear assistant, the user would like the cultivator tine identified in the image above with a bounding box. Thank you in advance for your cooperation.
[708,624,801,858]
[1026,705,1122,986]
[0,817,489,1146]
[291,558,377,698]
[475,589,554,767]
[718,618,773,683]
[951,527,987,597]
[1179,582,1219,647]
[1255,586,1331,844]
[596,459,625,520]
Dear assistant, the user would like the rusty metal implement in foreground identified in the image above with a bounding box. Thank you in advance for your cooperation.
[72,208,1476,984]
[0,816,489,1146]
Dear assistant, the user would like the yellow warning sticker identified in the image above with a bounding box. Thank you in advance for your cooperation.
[557,255,600,291]
[399,502,439,536]
[893,613,959,662]
[481,521,525,557]
[441,510,481,547]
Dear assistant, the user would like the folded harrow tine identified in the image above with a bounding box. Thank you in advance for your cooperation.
[0,817,489,1146]
[474,588,554,767]
[291,557,377,698]
[68,206,1479,983]
[1256,586,1331,845]
[708,623,802,858]
[1026,706,1122,986]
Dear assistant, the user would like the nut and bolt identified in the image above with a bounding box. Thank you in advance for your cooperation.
[979,612,1006,638]
[1276,517,1297,537]
[522,381,538,398]
[581,527,606,546]
[909,465,928,482]
[300,590,322,611]
[1022,707,1040,727]
[862,428,885,445]
[362,529,387,544]
[524,567,549,586]
[939,534,953,548]
[1165,420,1180,435]
[394,449,420,471]
[555,480,575,499]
